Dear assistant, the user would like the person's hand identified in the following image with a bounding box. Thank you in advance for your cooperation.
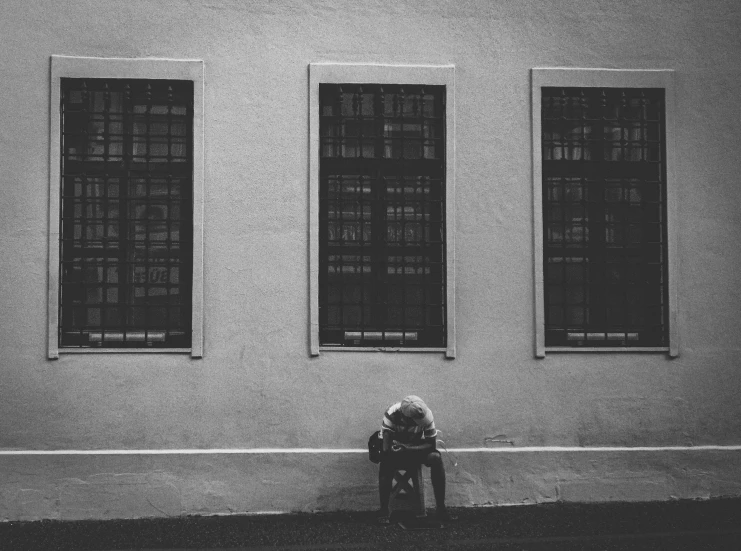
[391,441,408,453]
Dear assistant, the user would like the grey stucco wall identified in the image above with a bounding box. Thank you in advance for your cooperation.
[1,0,740,519]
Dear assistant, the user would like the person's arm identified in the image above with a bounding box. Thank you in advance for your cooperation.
[383,430,394,453]
[393,436,436,454]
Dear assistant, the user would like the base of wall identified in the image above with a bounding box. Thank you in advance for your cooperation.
[1,448,740,521]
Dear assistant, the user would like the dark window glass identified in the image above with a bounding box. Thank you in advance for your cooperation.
[542,87,668,347]
[59,78,193,348]
[319,84,446,347]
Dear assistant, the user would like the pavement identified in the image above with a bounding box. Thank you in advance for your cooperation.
[2,498,740,550]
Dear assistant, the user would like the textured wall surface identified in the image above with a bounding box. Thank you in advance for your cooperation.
[1,0,740,520]
[2,449,741,520]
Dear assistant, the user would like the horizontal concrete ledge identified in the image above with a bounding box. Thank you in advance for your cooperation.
[1,445,740,455]
[2,447,739,520]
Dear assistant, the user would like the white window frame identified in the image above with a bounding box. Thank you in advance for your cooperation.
[47,56,205,358]
[531,68,678,358]
[309,63,456,358]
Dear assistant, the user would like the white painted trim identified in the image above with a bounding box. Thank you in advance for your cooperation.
[48,63,62,360]
[319,347,448,353]
[531,68,677,359]
[445,69,457,359]
[546,347,670,353]
[47,56,205,358]
[308,63,456,358]
[308,64,321,356]
[58,348,192,354]
[449,445,741,453]
[1,445,739,455]
[663,75,680,358]
[531,72,546,359]
[191,62,206,359]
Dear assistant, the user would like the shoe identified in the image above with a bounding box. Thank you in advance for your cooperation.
[436,508,457,522]
[376,510,391,525]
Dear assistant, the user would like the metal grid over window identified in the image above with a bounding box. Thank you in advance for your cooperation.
[59,78,193,348]
[542,87,668,347]
[319,84,446,348]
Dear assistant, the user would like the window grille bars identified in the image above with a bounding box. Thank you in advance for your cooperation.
[319,84,446,347]
[542,87,669,347]
[59,78,193,348]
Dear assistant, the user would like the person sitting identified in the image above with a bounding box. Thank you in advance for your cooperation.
[377,395,453,524]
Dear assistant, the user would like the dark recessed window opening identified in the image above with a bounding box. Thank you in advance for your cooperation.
[542,87,669,347]
[59,78,193,348]
[319,84,446,348]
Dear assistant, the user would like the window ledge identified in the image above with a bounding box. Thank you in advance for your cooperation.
[545,347,671,354]
[59,348,194,355]
[319,346,449,354]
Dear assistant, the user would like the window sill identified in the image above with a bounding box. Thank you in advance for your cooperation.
[319,346,448,353]
[545,347,670,353]
[58,348,193,354]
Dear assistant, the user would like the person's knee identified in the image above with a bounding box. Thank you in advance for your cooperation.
[426,451,443,468]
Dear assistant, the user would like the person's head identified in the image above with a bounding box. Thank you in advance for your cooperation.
[400,395,433,426]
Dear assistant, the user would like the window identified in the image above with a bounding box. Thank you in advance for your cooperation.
[48,57,204,357]
[309,64,455,356]
[532,69,678,357]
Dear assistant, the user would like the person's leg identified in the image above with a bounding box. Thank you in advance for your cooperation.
[377,460,393,523]
[425,451,445,510]
[425,451,454,520]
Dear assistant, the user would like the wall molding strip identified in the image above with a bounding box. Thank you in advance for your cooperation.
[1,445,740,456]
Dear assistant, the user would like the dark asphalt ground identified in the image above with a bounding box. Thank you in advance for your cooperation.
[2,498,740,550]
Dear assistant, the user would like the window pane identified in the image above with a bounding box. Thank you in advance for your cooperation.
[59,78,193,348]
[319,84,446,347]
[542,87,668,347]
